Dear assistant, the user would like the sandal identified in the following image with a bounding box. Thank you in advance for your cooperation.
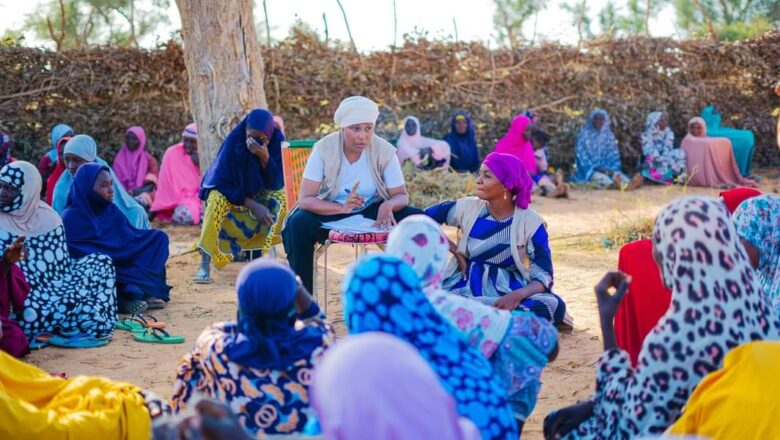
[144,297,167,310]
[133,328,185,344]
[115,314,166,332]
[192,269,212,284]
[47,334,110,349]
[29,332,56,350]
[118,298,149,315]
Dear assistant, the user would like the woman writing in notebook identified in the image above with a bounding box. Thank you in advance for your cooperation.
[282,96,423,293]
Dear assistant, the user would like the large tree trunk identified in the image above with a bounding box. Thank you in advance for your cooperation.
[175,0,267,173]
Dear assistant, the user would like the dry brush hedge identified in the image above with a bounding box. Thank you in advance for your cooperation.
[1,31,779,169]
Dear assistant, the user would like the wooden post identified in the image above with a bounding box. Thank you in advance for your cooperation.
[175,0,268,173]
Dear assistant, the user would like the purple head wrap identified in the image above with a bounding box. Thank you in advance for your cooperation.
[482,152,532,209]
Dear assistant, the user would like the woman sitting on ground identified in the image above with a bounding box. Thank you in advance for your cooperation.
[113,126,159,210]
[172,259,333,436]
[52,134,150,229]
[572,109,642,190]
[37,123,72,184]
[701,105,755,176]
[733,195,780,316]
[150,123,201,224]
[444,111,481,173]
[344,254,519,440]
[0,161,116,340]
[282,96,422,293]
[194,109,286,284]
[425,152,569,325]
[62,163,171,314]
[493,114,537,178]
[639,111,687,185]
[396,115,451,170]
[544,196,780,439]
[387,215,559,428]
[681,117,756,189]
[0,236,30,358]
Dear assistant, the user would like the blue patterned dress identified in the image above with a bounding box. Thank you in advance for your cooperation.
[427,201,567,324]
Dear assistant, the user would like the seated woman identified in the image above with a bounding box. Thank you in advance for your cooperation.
[668,341,780,439]
[544,196,780,439]
[37,123,73,183]
[681,117,756,188]
[172,259,333,436]
[62,163,171,314]
[282,96,422,293]
[45,135,71,205]
[396,115,451,169]
[444,111,480,173]
[639,111,687,185]
[344,254,519,440]
[52,135,150,229]
[0,324,170,439]
[387,215,559,426]
[572,109,642,190]
[701,105,755,176]
[0,161,116,340]
[0,236,30,358]
[733,195,780,316]
[425,153,569,325]
[312,333,480,439]
[150,123,201,225]
[195,109,286,284]
[493,114,537,178]
[113,126,159,210]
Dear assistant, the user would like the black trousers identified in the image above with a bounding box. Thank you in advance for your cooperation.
[282,202,424,292]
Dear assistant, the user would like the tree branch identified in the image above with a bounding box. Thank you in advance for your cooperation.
[335,0,358,54]
[692,0,718,40]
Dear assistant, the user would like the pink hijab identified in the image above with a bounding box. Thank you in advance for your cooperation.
[312,332,479,440]
[494,114,537,175]
[113,126,149,191]
[150,124,201,223]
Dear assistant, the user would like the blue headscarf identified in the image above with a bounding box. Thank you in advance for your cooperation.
[573,108,622,183]
[48,124,73,163]
[343,255,518,440]
[444,111,480,173]
[199,109,284,205]
[223,259,325,370]
[62,163,171,301]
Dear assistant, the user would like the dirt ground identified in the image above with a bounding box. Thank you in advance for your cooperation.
[25,171,779,439]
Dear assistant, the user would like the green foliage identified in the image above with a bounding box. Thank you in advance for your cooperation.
[595,0,669,38]
[492,0,547,48]
[674,0,780,41]
[562,0,593,43]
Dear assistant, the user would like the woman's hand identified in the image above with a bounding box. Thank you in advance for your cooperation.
[373,202,397,230]
[246,138,270,164]
[494,290,525,311]
[448,239,468,280]
[246,200,274,226]
[340,192,365,214]
[543,401,595,439]
[595,270,630,323]
[3,236,25,266]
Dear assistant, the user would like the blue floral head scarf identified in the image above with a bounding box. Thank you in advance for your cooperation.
[573,108,621,182]
[343,254,518,439]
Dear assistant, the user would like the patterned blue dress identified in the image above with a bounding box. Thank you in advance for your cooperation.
[427,201,567,324]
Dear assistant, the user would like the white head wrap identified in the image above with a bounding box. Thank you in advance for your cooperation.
[63,134,98,161]
[333,96,379,128]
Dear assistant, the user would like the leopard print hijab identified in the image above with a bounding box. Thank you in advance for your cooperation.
[566,196,779,439]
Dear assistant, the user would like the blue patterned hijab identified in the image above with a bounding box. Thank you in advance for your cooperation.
[343,255,518,440]
[573,108,622,182]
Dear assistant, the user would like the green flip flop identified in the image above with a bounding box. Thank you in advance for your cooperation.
[115,314,166,333]
[133,328,185,344]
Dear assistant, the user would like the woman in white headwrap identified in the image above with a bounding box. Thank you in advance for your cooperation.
[282,96,423,293]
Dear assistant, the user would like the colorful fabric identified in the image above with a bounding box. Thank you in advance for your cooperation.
[681,117,754,188]
[0,131,12,170]
[720,187,761,213]
[327,229,389,243]
[46,123,73,164]
[0,350,153,440]
[640,112,686,184]
[572,109,622,183]
[344,255,518,440]
[53,135,150,229]
[198,189,286,269]
[493,114,537,175]
[182,123,197,138]
[701,105,755,176]
[113,126,150,191]
[733,195,780,315]
[444,112,480,173]
[62,163,171,302]
[45,136,70,205]
[0,162,62,236]
[311,332,480,440]
[483,152,532,209]
[0,264,30,358]
[150,142,201,224]
[396,115,451,167]
[386,215,557,420]
[668,341,780,439]
[564,196,780,439]
[199,109,284,206]
[333,96,379,127]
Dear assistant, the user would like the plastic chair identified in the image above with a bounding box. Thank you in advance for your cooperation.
[281,140,388,313]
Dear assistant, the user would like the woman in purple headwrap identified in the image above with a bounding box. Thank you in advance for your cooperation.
[425,152,570,326]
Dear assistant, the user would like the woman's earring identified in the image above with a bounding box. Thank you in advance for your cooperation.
[503,191,508,200]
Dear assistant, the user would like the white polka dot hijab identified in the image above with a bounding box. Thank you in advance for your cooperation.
[0,161,62,236]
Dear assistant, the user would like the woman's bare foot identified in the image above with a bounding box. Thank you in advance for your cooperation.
[612,173,623,190]
[555,169,566,185]
[547,183,570,198]
[627,174,644,191]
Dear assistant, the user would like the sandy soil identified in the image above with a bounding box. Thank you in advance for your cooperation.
[25,171,779,440]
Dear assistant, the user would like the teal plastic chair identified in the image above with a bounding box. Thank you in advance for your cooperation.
[700,106,755,176]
